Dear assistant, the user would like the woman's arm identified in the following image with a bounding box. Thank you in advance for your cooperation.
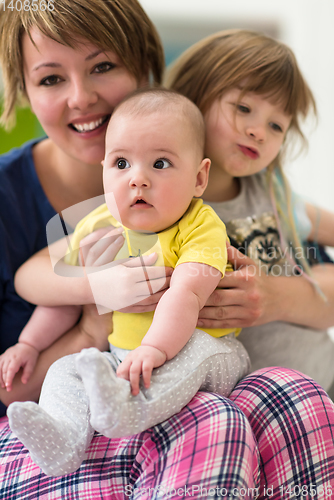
[15,228,172,312]
[198,245,334,331]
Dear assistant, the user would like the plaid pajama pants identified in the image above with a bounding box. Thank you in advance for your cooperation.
[0,367,333,499]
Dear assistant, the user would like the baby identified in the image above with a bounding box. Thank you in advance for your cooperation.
[6,88,250,476]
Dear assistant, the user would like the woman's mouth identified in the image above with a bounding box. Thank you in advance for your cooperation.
[237,145,259,160]
[69,115,110,133]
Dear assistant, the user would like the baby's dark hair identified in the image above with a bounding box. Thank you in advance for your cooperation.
[110,87,206,158]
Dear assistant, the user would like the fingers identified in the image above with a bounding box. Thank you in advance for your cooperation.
[80,227,124,267]
[117,358,149,396]
[227,245,256,269]
[0,358,21,392]
[21,358,37,385]
[124,255,173,279]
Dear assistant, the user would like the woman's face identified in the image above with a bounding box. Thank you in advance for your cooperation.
[22,28,140,166]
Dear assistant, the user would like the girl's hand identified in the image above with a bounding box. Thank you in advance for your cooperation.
[80,227,172,313]
[116,345,167,396]
[198,245,277,329]
[0,343,39,392]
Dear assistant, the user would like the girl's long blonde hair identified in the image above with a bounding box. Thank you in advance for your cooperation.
[166,29,318,284]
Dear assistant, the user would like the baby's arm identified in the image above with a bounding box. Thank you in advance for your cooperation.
[117,262,222,395]
[0,305,81,391]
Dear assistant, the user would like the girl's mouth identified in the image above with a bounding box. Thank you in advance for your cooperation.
[69,115,110,133]
[237,144,259,160]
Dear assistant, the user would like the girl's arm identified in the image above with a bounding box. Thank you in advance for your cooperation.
[305,203,334,247]
[198,245,334,331]
[117,262,222,395]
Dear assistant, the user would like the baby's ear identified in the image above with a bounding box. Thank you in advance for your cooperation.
[194,158,211,197]
[101,160,105,167]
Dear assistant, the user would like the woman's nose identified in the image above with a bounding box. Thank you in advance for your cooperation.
[67,79,98,110]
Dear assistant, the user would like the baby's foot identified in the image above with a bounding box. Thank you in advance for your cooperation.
[76,348,130,435]
[7,401,84,476]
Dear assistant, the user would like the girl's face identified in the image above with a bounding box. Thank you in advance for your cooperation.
[22,28,140,166]
[204,89,291,180]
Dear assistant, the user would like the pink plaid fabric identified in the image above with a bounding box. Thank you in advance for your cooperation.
[230,367,334,499]
[1,368,333,499]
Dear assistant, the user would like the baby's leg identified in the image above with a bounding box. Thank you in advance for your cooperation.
[76,330,250,438]
[7,353,93,476]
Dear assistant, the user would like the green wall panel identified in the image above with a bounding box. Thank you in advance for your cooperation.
[0,107,44,155]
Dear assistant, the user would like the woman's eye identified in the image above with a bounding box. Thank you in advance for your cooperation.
[153,159,170,169]
[94,62,116,74]
[40,75,61,86]
[117,159,130,169]
[270,122,283,133]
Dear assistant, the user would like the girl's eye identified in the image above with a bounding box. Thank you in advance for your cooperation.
[40,75,62,86]
[94,62,116,74]
[236,104,250,113]
[153,159,171,169]
[117,158,130,169]
[270,122,283,133]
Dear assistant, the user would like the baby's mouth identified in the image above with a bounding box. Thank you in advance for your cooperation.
[131,198,152,207]
[69,115,110,133]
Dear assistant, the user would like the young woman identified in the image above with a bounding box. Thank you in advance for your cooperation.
[166,29,334,392]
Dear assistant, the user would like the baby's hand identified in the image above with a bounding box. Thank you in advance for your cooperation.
[116,345,167,396]
[0,343,39,392]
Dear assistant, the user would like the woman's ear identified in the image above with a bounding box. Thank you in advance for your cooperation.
[194,158,211,197]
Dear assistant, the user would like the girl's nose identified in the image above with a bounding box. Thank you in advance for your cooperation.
[245,124,266,143]
[67,79,98,110]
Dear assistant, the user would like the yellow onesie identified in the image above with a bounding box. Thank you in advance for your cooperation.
[65,198,239,349]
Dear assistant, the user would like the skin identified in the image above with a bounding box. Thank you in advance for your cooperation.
[103,110,208,232]
[0,29,169,406]
[2,106,215,396]
[198,89,334,331]
[103,108,214,393]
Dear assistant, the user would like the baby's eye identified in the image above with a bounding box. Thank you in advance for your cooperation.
[270,122,283,133]
[117,158,130,169]
[153,159,171,169]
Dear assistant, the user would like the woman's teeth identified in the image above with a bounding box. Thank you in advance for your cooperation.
[72,117,105,132]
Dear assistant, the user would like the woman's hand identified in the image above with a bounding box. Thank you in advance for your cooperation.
[198,245,277,329]
[80,227,173,313]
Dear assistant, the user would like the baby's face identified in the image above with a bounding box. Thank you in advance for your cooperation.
[103,110,205,232]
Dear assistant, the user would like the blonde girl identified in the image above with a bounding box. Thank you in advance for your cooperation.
[167,28,334,391]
